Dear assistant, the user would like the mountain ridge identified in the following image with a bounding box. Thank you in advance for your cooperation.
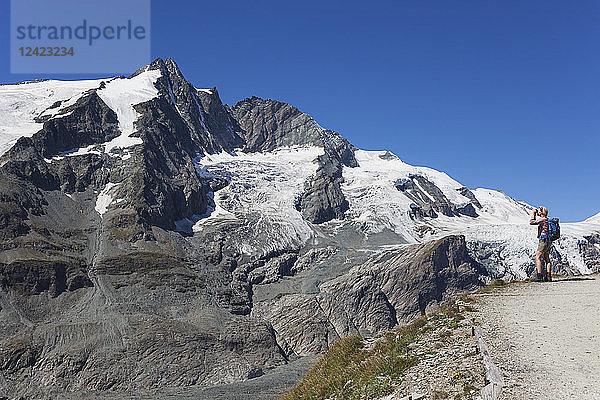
[0,57,599,399]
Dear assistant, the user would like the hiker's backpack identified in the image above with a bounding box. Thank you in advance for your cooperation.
[546,218,560,242]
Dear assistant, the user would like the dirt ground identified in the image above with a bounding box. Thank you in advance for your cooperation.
[473,276,600,400]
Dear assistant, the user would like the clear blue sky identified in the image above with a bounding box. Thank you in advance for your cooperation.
[1,0,598,222]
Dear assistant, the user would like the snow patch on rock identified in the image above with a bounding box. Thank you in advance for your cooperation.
[95,182,118,217]
[97,69,162,153]
[0,79,104,157]
[341,149,472,241]
[196,88,213,94]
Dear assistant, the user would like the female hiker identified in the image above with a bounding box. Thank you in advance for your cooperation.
[530,206,552,282]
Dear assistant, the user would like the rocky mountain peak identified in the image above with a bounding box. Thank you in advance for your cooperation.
[232,96,356,162]
[130,57,181,78]
[2,58,599,400]
[133,58,358,161]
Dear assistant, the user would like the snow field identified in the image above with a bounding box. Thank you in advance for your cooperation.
[341,150,473,242]
[1,69,163,160]
[342,149,598,276]
[95,182,119,217]
[0,79,104,157]
[97,69,162,153]
[193,146,323,255]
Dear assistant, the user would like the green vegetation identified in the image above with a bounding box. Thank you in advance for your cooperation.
[285,279,529,400]
[430,303,466,330]
[282,318,427,400]
[449,370,480,400]
[476,278,509,294]
[282,293,489,400]
[457,294,476,303]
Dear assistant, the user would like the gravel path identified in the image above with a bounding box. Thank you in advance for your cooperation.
[474,276,600,400]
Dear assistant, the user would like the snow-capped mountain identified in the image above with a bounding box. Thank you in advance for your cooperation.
[0,58,598,399]
[188,144,599,280]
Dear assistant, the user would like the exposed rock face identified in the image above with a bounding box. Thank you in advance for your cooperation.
[457,186,482,209]
[294,150,349,224]
[320,235,485,328]
[396,174,479,219]
[33,91,121,159]
[1,57,597,400]
[580,234,600,272]
[261,294,341,356]
[233,96,357,224]
[0,57,363,399]
[124,94,209,230]
[233,97,323,152]
[245,252,298,285]
[0,284,286,394]
[196,88,245,151]
[0,259,91,297]
[0,179,45,240]
[254,235,485,356]
[142,58,246,154]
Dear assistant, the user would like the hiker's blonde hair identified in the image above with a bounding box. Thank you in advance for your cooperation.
[538,206,548,217]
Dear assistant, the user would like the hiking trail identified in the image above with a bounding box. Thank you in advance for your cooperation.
[474,276,600,400]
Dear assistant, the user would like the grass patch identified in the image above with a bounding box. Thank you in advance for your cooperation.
[438,303,463,320]
[431,303,465,329]
[457,294,476,303]
[282,318,427,400]
[476,279,509,294]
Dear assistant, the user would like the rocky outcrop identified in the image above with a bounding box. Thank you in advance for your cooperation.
[322,235,485,326]
[31,90,121,158]
[137,58,245,154]
[0,259,91,297]
[232,97,324,152]
[123,94,210,230]
[196,88,245,151]
[457,186,482,209]
[245,252,298,285]
[295,128,358,224]
[0,179,45,240]
[294,151,349,224]
[261,294,341,356]
[5,57,594,400]
[258,235,486,356]
[397,175,479,219]
[455,202,478,217]
[579,234,600,272]
[232,96,357,224]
